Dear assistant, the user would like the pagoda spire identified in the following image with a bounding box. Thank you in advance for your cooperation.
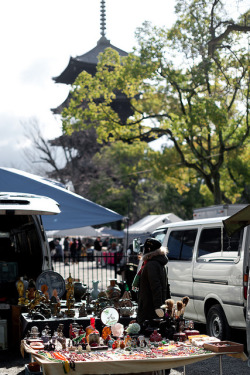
[52,0,133,123]
[100,0,106,37]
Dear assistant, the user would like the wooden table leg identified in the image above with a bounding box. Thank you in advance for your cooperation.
[219,355,223,375]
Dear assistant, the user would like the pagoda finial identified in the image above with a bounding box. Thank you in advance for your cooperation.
[100,0,106,37]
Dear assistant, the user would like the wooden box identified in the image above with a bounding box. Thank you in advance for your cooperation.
[25,364,43,375]
[203,341,244,353]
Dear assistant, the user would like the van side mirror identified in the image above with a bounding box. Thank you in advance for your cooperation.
[133,238,141,254]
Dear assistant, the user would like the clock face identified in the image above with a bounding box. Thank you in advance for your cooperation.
[100,307,119,326]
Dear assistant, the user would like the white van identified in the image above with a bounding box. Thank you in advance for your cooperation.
[0,192,60,304]
[152,209,250,340]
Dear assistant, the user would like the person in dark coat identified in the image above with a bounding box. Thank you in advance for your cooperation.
[70,238,78,263]
[94,236,102,267]
[136,237,171,325]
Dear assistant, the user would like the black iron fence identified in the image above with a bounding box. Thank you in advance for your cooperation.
[51,253,137,292]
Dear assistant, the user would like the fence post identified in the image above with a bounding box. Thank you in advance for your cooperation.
[114,252,118,279]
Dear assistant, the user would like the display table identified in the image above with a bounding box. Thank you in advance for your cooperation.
[21,313,135,338]
[21,340,247,375]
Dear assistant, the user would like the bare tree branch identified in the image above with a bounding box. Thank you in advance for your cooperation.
[208,23,250,56]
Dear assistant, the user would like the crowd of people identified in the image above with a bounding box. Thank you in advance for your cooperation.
[49,236,123,265]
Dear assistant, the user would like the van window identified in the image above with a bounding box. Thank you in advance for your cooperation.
[197,227,242,262]
[152,229,168,244]
[0,215,43,279]
[167,229,197,261]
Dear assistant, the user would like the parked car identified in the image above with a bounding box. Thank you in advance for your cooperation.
[152,208,250,340]
[0,192,60,304]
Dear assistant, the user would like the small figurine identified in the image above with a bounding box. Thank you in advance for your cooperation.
[149,330,162,342]
[41,284,50,301]
[79,302,87,317]
[176,301,184,318]
[65,274,75,316]
[111,323,124,338]
[181,296,190,316]
[88,331,100,346]
[27,279,37,300]
[30,325,40,339]
[102,326,111,340]
[41,325,51,343]
[161,299,175,318]
[16,278,25,305]
[137,335,146,347]
[57,324,66,349]
[126,322,140,336]
[28,290,41,312]
[66,274,74,300]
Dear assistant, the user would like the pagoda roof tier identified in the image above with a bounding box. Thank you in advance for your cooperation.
[51,96,69,115]
[51,90,134,124]
[53,36,128,84]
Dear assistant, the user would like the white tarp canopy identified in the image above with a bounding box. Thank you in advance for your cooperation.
[46,226,100,238]
[97,227,124,238]
[0,168,123,230]
[47,226,124,239]
[124,213,183,248]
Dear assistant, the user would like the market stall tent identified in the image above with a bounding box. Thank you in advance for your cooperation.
[124,213,183,249]
[223,204,250,237]
[46,226,101,238]
[0,168,123,230]
[222,204,250,362]
[97,227,124,239]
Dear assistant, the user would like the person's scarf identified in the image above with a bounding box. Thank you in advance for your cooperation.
[131,259,147,289]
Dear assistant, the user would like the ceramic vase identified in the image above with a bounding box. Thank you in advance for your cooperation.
[91,281,100,300]
[74,282,87,302]
[106,279,121,303]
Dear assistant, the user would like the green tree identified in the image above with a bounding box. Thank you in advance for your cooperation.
[62,0,250,205]
[88,141,168,222]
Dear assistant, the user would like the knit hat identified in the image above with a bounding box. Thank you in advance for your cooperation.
[143,238,162,254]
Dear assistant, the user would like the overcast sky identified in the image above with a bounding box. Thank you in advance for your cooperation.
[0,0,176,171]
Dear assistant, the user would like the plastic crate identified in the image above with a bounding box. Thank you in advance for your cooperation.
[25,364,43,375]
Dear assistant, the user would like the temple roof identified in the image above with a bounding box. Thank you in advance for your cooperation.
[51,88,134,124]
[51,0,132,123]
[53,36,128,84]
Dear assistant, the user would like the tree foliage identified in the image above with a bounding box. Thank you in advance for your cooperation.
[62,0,250,205]
[88,141,160,220]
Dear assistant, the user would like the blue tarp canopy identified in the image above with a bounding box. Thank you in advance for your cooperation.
[0,168,123,230]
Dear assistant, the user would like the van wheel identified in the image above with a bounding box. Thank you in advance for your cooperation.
[206,304,231,340]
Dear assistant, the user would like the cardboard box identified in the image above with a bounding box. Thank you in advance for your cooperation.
[203,341,244,353]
